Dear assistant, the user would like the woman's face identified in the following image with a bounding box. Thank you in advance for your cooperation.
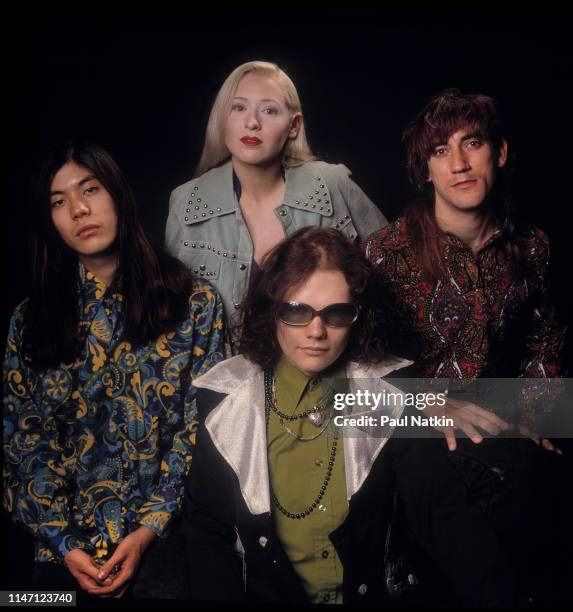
[225,72,301,168]
[276,268,353,377]
[50,161,118,261]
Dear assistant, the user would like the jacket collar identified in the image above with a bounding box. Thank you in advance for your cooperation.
[193,353,413,516]
[184,161,334,227]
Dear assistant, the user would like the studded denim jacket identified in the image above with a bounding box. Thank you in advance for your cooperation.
[165,160,387,345]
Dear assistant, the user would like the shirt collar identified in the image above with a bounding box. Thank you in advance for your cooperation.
[78,262,122,304]
[274,355,348,409]
[443,228,502,254]
[274,356,316,407]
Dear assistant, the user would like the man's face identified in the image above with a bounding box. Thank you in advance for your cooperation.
[50,161,118,260]
[427,127,508,215]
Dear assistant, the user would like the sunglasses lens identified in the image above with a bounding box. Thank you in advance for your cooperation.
[278,302,313,325]
[323,303,358,326]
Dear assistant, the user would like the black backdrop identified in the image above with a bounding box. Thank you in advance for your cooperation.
[3,6,572,592]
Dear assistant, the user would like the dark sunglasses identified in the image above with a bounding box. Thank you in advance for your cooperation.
[277,301,359,327]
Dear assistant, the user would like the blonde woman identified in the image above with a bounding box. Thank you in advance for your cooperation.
[165,60,387,344]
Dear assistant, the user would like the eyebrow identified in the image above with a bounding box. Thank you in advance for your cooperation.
[432,131,484,149]
[50,174,97,196]
[461,131,484,141]
[232,96,281,104]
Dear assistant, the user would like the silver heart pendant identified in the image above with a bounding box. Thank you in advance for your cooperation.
[307,409,326,427]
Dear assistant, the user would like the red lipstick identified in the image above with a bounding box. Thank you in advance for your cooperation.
[240,136,262,147]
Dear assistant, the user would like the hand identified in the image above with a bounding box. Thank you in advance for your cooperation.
[63,549,113,593]
[87,526,157,598]
[518,424,563,454]
[425,397,512,452]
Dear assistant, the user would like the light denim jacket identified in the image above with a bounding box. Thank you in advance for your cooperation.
[165,159,387,342]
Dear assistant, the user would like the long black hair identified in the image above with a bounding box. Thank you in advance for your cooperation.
[23,140,194,368]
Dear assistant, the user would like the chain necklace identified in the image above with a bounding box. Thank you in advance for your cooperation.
[266,369,335,426]
[264,369,339,520]
[265,369,334,441]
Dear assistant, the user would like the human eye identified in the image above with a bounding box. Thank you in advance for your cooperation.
[50,198,65,208]
[466,138,482,149]
[433,146,447,157]
[262,106,280,115]
[231,103,246,112]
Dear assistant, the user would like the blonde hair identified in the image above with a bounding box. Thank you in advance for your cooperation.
[194,60,315,177]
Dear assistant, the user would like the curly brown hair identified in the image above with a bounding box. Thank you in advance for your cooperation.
[237,227,387,369]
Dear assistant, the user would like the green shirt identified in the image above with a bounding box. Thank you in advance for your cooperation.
[268,357,348,604]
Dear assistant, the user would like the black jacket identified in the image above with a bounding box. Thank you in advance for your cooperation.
[179,354,413,605]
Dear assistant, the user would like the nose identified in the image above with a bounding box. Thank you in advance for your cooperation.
[244,108,261,131]
[306,315,327,339]
[69,195,90,220]
[450,147,470,173]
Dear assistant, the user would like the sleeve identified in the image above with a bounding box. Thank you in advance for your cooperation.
[136,284,231,537]
[3,306,93,559]
[165,186,185,259]
[341,165,388,240]
[179,403,245,600]
[519,238,567,379]
[517,236,567,428]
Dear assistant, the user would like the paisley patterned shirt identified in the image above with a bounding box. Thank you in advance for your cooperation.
[364,217,566,386]
[3,267,228,564]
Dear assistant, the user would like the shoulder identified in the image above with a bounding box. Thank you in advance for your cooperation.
[187,279,225,318]
[8,299,29,335]
[169,161,233,208]
[308,160,351,179]
[364,217,409,254]
[193,354,261,394]
[519,224,551,275]
[289,160,352,185]
[520,224,550,251]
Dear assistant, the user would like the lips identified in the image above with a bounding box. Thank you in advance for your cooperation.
[451,179,477,188]
[76,224,100,237]
[300,347,328,356]
[240,136,262,147]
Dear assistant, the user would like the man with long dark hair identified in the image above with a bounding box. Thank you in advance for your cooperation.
[365,88,566,443]
[363,90,569,606]
[3,141,228,598]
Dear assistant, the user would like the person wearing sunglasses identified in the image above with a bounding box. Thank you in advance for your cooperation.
[177,227,414,605]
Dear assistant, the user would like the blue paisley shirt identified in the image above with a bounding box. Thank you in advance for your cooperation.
[3,266,228,564]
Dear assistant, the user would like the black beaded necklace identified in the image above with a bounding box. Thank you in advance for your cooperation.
[264,369,339,520]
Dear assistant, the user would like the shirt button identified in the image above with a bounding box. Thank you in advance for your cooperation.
[318,504,327,512]
[321,550,329,559]
[258,536,268,548]
[314,458,323,468]
[239,264,247,271]
[322,594,330,603]
[279,208,287,216]
[358,583,368,595]
[234,302,241,309]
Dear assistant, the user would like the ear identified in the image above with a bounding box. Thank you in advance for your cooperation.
[288,113,302,140]
[497,139,508,168]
